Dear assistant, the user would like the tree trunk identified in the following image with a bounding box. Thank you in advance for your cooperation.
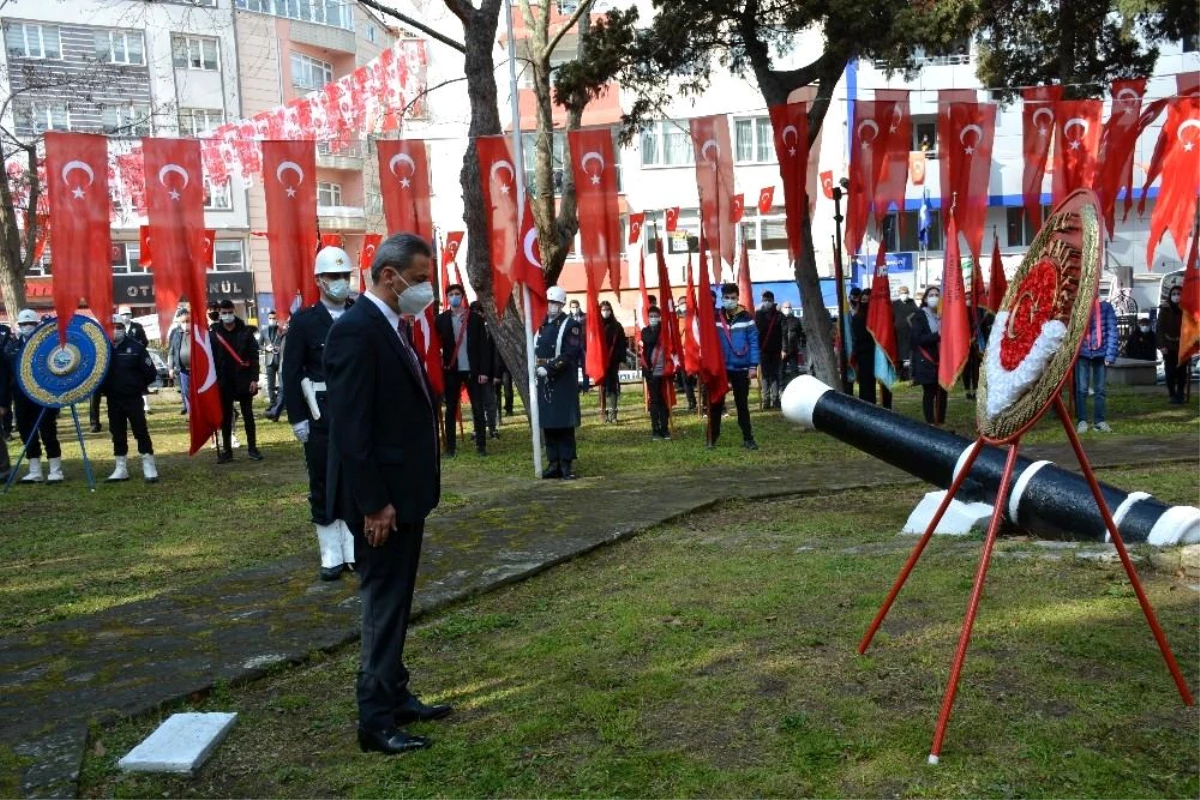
[0,156,30,316]
[457,0,534,414]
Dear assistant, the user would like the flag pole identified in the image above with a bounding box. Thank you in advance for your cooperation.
[503,0,543,477]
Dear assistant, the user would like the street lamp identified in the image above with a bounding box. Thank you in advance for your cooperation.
[830,178,851,393]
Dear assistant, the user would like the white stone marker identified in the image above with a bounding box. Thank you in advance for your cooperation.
[118,712,237,774]
[902,490,995,536]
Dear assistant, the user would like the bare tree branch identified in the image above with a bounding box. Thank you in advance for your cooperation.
[398,75,469,118]
[356,0,466,52]
[545,0,594,60]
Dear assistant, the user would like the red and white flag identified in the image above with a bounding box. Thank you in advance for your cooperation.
[847,99,897,258]
[938,93,996,266]
[1146,95,1200,268]
[1021,84,1062,229]
[654,237,679,380]
[690,115,736,268]
[769,101,808,262]
[628,211,645,245]
[665,206,680,233]
[377,139,432,243]
[737,237,753,311]
[569,127,622,295]
[45,132,111,341]
[986,231,1007,313]
[359,232,382,288]
[757,187,774,215]
[696,233,729,404]
[875,89,912,221]
[1095,79,1146,235]
[475,135,519,316]
[412,305,444,398]
[939,218,971,391]
[144,137,206,341]
[1052,100,1103,205]
[820,170,834,200]
[261,140,318,320]
[866,243,898,381]
[729,193,745,224]
[139,225,154,268]
[584,269,608,385]
[682,250,701,376]
[201,229,215,270]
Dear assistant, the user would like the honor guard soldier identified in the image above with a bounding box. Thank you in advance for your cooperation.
[284,246,356,580]
[535,285,583,480]
[8,309,64,482]
[103,315,160,482]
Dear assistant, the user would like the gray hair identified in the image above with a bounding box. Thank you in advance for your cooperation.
[370,233,432,283]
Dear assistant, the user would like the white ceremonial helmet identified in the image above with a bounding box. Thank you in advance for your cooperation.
[16,309,39,325]
[111,314,127,326]
[546,285,567,305]
[314,246,352,275]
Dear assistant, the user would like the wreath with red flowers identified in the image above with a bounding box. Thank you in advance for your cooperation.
[999,258,1061,371]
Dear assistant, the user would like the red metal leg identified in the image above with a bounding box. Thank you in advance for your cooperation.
[860,438,986,655]
[928,441,1022,763]
[1053,397,1195,705]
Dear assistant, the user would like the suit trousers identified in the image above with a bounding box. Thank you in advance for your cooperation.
[89,392,104,427]
[266,364,280,405]
[444,371,487,453]
[760,356,782,408]
[221,391,257,452]
[302,419,333,525]
[646,376,669,436]
[709,369,753,444]
[107,393,153,457]
[356,521,425,732]
[15,396,60,459]
[544,427,577,462]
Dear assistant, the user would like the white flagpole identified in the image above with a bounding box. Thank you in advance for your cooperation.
[503,0,543,477]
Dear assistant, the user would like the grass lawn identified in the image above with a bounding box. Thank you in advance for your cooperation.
[0,381,1194,633]
[78,462,1199,799]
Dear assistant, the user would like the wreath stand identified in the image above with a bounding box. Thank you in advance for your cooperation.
[3,403,98,493]
[856,390,1194,763]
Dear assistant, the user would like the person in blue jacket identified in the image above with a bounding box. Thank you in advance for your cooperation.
[1075,298,1118,433]
[709,283,759,450]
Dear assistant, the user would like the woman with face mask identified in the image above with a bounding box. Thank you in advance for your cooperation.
[910,287,947,424]
[1158,286,1187,404]
[1124,314,1157,362]
[598,301,627,423]
[640,306,671,440]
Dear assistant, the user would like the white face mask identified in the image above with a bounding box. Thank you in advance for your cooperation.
[899,293,910,302]
[1139,324,1150,332]
[268,319,278,328]
[390,273,435,315]
[113,329,126,342]
[782,307,793,317]
[570,307,581,317]
[926,296,940,308]
[648,316,661,327]
[18,324,36,337]
[323,278,350,303]
[722,298,738,311]
[219,313,235,324]
[601,310,611,319]
[548,302,563,317]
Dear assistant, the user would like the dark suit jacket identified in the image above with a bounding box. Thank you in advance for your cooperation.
[324,297,440,526]
[435,308,498,379]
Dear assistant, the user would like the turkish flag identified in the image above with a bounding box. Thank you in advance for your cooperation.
[569,127,622,295]
[139,225,153,268]
[820,170,834,200]
[442,231,464,267]
[144,138,206,341]
[516,193,547,323]
[1180,231,1199,365]
[737,238,753,311]
[938,94,996,266]
[1135,96,1173,218]
[359,233,382,284]
[847,99,898,258]
[1020,85,1062,230]
[1096,79,1146,235]
[682,250,702,376]
[866,243,898,379]
[584,269,608,384]
[628,211,645,245]
[874,89,912,222]
[939,218,971,392]
[757,187,774,215]
[1146,95,1200,269]
[690,115,736,268]
[412,305,444,397]
[1052,100,1102,204]
[909,152,926,185]
[320,232,344,249]
[986,232,1007,314]
[261,140,318,321]
[201,229,215,269]
[768,102,808,262]
[729,193,745,224]
[665,207,680,233]
[654,237,679,380]
[475,135,519,316]
[696,233,728,405]
[45,132,111,342]
[377,139,432,243]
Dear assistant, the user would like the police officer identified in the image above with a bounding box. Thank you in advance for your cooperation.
[7,309,64,482]
[91,307,149,431]
[536,285,583,480]
[284,246,355,580]
[103,315,159,483]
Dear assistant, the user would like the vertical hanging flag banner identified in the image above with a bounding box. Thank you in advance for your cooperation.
[696,234,729,403]
[690,115,736,268]
[665,206,680,233]
[737,237,753,311]
[769,102,808,263]
[45,132,111,342]
[584,269,608,384]
[654,237,680,380]
[1052,99,1103,204]
[847,99,895,258]
[359,233,382,288]
[628,211,645,245]
[475,135,520,316]
[874,89,912,223]
[413,305,444,397]
[939,218,971,391]
[820,170,834,200]
[938,93,996,266]
[1145,95,1200,268]
[682,250,701,376]
[569,127,623,295]
[987,232,1008,314]
[1096,78,1146,235]
[201,229,216,270]
[729,193,745,224]
[144,137,206,340]
[866,243,898,387]
[1020,84,1062,229]
[261,140,318,319]
[377,139,432,243]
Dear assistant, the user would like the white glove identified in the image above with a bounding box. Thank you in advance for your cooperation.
[536,366,548,378]
[292,420,310,443]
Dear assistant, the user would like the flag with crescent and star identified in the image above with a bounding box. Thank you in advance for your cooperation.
[757,187,774,215]
[874,89,912,224]
[628,211,644,245]
[937,92,996,267]
[45,132,112,342]
[144,137,207,341]
[1145,95,1200,268]
[1020,84,1063,229]
[359,233,382,288]
[729,193,745,224]
[1051,99,1102,205]
[568,127,622,296]
[768,101,808,263]
[689,115,736,269]
[665,207,680,233]
[377,139,432,244]
[820,170,834,200]
[475,135,520,317]
[262,140,318,320]
[1096,79,1146,236]
[847,99,897,259]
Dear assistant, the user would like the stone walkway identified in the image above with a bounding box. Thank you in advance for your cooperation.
[0,436,1195,797]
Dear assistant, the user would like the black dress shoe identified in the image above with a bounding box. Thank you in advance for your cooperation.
[394,695,453,725]
[320,564,346,581]
[247,448,264,461]
[217,451,234,464]
[561,460,577,480]
[541,461,562,479]
[90,424,102,434]
[357,727,431,755]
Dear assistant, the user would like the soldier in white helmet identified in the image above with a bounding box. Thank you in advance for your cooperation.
[101,314,159,483]
[535,285,584,479]
[283,246,356,580]
[7,309,64,483]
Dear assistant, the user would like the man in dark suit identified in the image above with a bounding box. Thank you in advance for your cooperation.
[324,232,450,755]
[434,283,498,457]
[259,309,283,409]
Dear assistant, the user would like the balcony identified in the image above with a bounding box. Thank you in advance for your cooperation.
[318,204,366,230]
[316,141,364,171]
[234,0,354,30]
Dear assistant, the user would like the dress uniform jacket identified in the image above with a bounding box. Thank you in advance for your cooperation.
[535,312,583,429]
